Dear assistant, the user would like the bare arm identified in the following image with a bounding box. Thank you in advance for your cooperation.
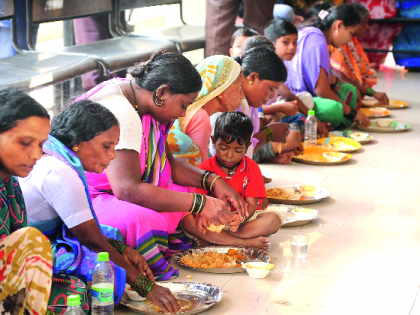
[335,70,367,95]
[244,196,259,218]
[277,83,309,116]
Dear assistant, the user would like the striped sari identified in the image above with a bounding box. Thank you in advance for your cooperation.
[0,174,53,315]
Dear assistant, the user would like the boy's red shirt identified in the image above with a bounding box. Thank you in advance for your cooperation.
[193,156,266,208]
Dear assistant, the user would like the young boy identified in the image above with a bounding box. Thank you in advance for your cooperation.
[229,27,258,57]
[182,112,281,250]
[264,19,330,137]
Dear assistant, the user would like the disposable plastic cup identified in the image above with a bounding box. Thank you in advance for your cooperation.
[289,233,309,258]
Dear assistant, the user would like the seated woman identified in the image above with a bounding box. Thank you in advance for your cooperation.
[169,55,244,166]
[329,3,389,105]
[20,101,180,313]
[283,4,370,129]
[0,89,53,315]
[76,50,246,282]
[210,46,295,164]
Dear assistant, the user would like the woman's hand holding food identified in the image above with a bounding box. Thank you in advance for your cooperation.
[196,196,231,234]
[355,111,370,127]
[212,178,248,218]
[146,284,179,313]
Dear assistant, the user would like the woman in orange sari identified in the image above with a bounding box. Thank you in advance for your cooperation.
[329,3,389,105]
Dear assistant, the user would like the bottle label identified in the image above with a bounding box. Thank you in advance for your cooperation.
[91,284,114,303]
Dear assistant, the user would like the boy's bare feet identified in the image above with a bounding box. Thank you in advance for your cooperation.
[244,236,270,250]
[194,238,211,247]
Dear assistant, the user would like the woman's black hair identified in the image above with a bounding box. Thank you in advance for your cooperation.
[350,3,370,21]
[264,18,298,43]
[214,111,253,147]
[242,35,274,54]
[231,27,259,46]
[131,50,202,101]
[233,46,287,82]
[305,2,334,21]
[0,88,49,134]
[310,4,361,32]
[50,100,119,149]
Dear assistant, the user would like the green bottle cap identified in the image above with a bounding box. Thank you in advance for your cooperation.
[67,294,80,306]
[308,110,315,116]
[98,252,109,262]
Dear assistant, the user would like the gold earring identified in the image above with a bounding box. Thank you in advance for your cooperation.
[218,95,223,99]
[154,97,164,107]
[249,81,253,85]
[73,146,79,152]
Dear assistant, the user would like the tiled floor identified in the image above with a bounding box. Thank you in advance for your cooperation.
[116,69,420,315]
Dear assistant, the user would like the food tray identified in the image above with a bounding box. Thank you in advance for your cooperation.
[121,282,222,315]
[264,204,319,227]
[356,121,410,133]
[175,246,269,274]
[266,184,330,205]
[329,131,373,144]
[360,107,391,118]
[292,146,352,165]
[362,98,409,109]
[388,99,409,109]
[316,137,361,153]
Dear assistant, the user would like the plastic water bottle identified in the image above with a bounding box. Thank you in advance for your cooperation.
[64,295,84,315]
[92,252,114,315]
[304,110,317,147]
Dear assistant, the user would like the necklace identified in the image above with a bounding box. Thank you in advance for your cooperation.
[129,80,138,109]
[216,157,240,180]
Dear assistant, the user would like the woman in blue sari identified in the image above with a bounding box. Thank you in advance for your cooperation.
[20,100,180,313]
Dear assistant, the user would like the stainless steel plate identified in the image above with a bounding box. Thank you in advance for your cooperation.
[267,185,330,205]
[264,204,319,227]
[120,282,222,315]
[175,246,270,273]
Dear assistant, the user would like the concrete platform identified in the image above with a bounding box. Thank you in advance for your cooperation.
[116,69,420,315]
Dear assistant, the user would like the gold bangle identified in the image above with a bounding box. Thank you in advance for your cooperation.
[190,193,197,212]
[209,175,222,192]
[278,144,282,155]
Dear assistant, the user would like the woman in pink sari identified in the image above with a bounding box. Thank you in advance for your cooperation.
[76,50,247,283]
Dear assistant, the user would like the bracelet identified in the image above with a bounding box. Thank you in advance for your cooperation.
[107,238,129,254]
[366,87,375,97]
[344,107,358,121]
[261,126,274,142]
[131,273,154,297]
[209,175,221,192]
[189,193,207,215]
[201,171,212,190]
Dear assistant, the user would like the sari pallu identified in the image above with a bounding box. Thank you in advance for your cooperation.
[30,135,126,308]
[330,37,377,88]
[169,55,242,166]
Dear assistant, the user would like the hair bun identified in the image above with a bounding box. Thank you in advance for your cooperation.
[232,55,242,65]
